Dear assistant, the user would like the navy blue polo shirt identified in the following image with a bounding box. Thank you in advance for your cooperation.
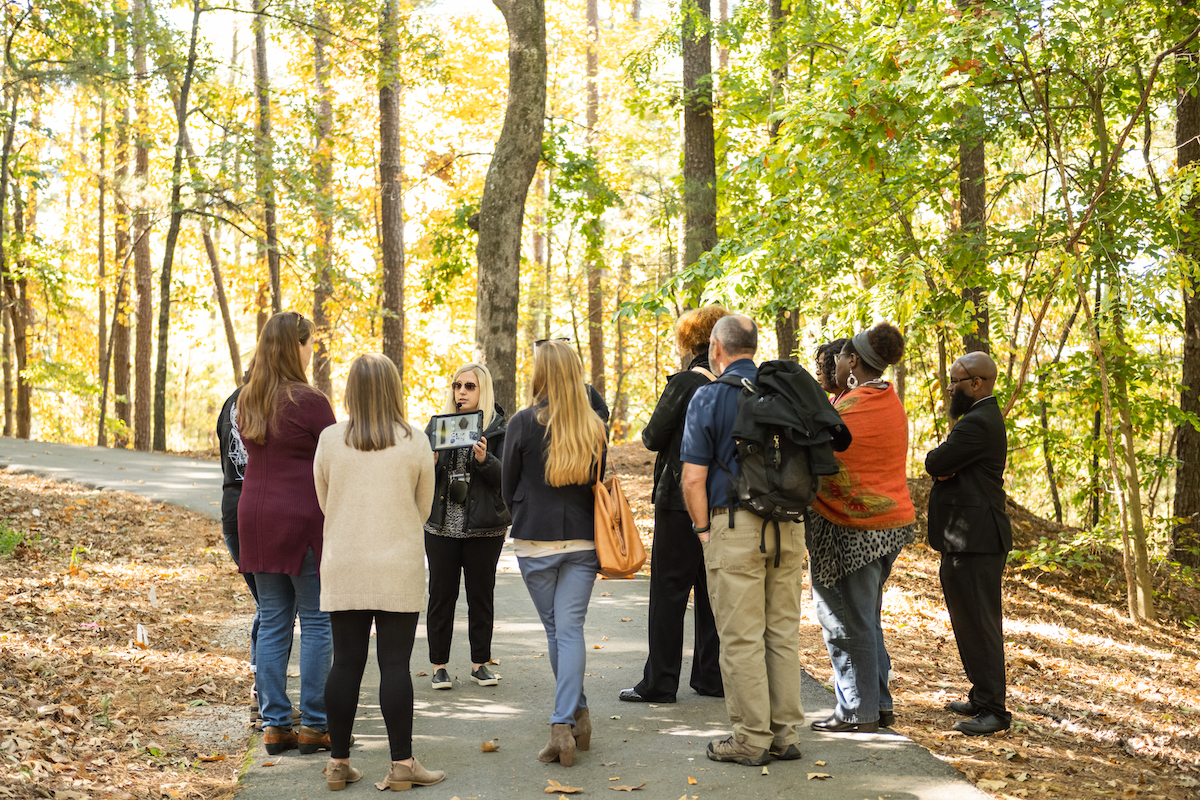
[680,358,756,509]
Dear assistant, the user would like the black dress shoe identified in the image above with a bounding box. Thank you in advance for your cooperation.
[619,687,675,703]
[811,714,879,733]
[948,700,979,716]
[954,712,1010,736]
[879,710,895,728]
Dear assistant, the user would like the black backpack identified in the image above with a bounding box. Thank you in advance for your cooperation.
[713,361,851,565]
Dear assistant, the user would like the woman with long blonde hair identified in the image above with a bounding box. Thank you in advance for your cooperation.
[501,339,607,767]
[424,363,511,691]
[314,353,443,791]
[236,311,336,757]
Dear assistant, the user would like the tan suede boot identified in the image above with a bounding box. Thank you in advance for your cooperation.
[382,758,445,790]
[536,723,576,767]
[324,760,362,791]
[572,708,591,751]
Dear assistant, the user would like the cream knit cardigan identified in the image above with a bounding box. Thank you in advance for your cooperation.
[314,420,435,613]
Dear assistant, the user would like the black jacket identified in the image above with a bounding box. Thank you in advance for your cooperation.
[216,386,246,534]
[643,353,713,512]
[426,403,511,534]
[924,396,1013,554]
[502,403,607,542]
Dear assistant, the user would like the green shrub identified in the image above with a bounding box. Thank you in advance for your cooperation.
[0,522,23,557]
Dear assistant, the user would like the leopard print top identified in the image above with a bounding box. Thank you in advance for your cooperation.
[807,511,915,587]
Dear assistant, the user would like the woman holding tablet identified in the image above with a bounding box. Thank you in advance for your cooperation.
[424,363,511,691]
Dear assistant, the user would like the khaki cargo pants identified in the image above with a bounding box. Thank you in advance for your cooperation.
[702,509,806,751]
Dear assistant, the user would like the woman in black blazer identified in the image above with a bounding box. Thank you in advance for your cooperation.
[619,305,726,704]
[502,340,607,768]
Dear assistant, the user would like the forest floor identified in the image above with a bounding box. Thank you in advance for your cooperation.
[0,443,1197,800]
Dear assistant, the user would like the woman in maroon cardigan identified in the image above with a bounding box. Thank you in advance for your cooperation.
[237,311,337,755]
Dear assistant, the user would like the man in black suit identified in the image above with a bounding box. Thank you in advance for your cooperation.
[925,351,1013,736]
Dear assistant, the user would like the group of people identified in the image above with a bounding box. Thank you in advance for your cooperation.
[217,305,1015,792]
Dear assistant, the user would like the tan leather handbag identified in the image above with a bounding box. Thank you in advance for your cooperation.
[593,475,646,578]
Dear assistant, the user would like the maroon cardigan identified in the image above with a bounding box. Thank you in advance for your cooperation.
[237,384,336,575]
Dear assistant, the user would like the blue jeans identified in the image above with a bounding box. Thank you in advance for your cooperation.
[254,547,332,730]
[811,548,900,725]
[222,528,261,673]
[518,549,600,725]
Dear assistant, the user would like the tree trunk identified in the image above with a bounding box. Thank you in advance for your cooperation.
[0,85,23,438]
[253,0,281,316]
[475,0,547,414]
[585,0,604,398]
[132,0,153,451]
[681,0,717,306]
[1174,29,1200,567]
[380,0,406,411]
[312,9,334,397]
[957,0,988,354]
[774,308,798,361]
[97,73,109,446]
[613,251,632,438]
[9,180,31,440]
[767,0,786,141]
[150,0,201,452]
[112,9,132,445]
[2,303,10,437]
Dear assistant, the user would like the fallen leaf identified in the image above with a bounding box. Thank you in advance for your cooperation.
[546,779,582,794]
[815,760,826,766]
[620,617,632,622]
[687,776,697,785]
[761,766,769,775]
[198,754,226,762]
[481,740,499,752]
[600,592,613,596]
[610,785,646,792]
[807,773,832,780]
[976,779,1007,790]
[261,762,276,767]
[416,670,428,676]
[594,645,603,649]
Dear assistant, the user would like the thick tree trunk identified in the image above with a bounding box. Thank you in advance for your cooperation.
[585,0,604,398]
[475,0,547,414]
[312,10,334,397]
[132,0,153,451]
[681,0,717,307]
[1175,31,1200,567]
[253,0,281,316]
[380,0,405,410]
[151,0,202,451]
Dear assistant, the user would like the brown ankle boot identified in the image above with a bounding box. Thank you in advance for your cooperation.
[324,760,362,791]
[263,726,297,755]
[572,708,591,751]
[383,758,445,790]
[537,723,576,767]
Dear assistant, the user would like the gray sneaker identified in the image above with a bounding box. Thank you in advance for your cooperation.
[431,668,452,690]
[471,664,499,686]
[706,736,770,766]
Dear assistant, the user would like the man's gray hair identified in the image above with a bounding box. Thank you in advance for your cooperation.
[711,314,758,356]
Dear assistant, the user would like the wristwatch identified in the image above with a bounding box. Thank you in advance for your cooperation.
[692,522,711,534]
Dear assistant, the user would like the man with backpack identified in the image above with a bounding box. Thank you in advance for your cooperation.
[679,314,808,767]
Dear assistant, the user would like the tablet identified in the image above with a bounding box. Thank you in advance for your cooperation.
[430,410,484,451]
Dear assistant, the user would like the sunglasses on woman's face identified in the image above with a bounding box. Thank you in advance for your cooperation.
[452,381,478,392]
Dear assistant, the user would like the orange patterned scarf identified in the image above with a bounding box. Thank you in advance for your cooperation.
[813,384,915,531]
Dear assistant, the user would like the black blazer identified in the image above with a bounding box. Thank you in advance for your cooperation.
[501,404,608,542]
[924,396,1013,554]
[643,354,712,512]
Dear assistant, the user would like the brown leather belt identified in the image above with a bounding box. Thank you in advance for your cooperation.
[710,507,730,517]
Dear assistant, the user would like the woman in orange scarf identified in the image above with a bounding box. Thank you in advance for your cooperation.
[809,322,916,733]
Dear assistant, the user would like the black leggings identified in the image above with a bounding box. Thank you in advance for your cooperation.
[325,610,418,761]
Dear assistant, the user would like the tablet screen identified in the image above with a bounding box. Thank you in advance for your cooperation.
[430,411,484,451]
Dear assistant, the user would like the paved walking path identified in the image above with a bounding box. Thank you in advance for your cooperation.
[0,437,987,800]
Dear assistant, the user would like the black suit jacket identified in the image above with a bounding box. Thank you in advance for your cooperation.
[924,396,1013,554]
[501,404,608,542]
[643,355,712,512]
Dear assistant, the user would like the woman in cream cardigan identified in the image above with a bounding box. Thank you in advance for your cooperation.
[313,354,442,792]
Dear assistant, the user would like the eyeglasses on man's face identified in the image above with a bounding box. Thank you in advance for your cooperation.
[452,381,478,392]
[947,372,976,387]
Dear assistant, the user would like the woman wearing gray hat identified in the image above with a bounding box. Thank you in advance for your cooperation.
[808,322,916,733]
